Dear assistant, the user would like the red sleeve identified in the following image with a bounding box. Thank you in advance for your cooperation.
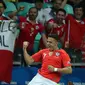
[47,19,55,24]
[61,50,71,67]
[38,24,45,33]
[32,50,43,62]
[18,16,26,22]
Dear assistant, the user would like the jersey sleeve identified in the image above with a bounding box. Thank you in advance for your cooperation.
[61,50,71,67]
[38,24,45,34]
[32,50,43,62]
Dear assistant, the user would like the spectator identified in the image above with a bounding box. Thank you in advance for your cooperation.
[44,0,68,19]
[23,34,72,85]
[0,0,15,83]
[14,7,47,66]
[40,8,67,49]
[35,0,52,26]
[64,4,85,63]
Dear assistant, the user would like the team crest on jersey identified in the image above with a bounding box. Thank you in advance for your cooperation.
[31,28,34,32]
[36,25,39,30]
[56,52,60,56]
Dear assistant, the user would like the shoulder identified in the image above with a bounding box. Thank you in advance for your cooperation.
[39,48,49,53]
[59,49,68,55]
[19,16,26,22]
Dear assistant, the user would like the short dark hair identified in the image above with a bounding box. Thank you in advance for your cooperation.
[0,1,6,9]
[56,8,66,15]
[48,34,59,41]
[29,7,38,13]
[73,4,84,12]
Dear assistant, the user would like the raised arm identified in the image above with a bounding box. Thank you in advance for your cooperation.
[61,0,68,8]
[23,41,34,65]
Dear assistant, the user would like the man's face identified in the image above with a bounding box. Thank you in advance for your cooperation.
[53,0,62,9]
[74,7,83,20]
[35,2,43,10]
[56,11,66,23]
[47,37,58,50]
[0,3,5,16]
[28,8,38,20]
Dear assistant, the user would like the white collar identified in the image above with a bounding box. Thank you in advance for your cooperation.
[26,17,38,24]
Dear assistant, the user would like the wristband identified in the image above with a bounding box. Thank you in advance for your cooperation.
[54,68,58,72]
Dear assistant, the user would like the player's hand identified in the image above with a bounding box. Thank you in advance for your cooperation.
[23,41,29,50]
[48,65,55,72]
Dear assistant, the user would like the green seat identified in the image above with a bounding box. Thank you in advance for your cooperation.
[43,3,52,8]
[33,33,41,53]
[16,2,34,16]
[64,4,74,14]
[3,1,17,16]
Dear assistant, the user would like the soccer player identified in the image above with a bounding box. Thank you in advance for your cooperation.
[23,34,72,85]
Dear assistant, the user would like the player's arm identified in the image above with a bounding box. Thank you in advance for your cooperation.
[23,41,34,65]
[48,65,72,74]
[56,66,72,74]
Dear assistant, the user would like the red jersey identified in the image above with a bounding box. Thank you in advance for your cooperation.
[32,49,71,83]
[16,16,45,50]
[47,19,66,38]
[39,19,66,49]
[65,14,85,49]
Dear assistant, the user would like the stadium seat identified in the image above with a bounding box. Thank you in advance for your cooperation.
[3,1,17,16]
[16,2,34,16]
[64,4,74,14]
[33,33,41,53]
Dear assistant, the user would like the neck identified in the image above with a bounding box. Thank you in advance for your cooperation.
[56,20,63,26]
[29,19,36,24]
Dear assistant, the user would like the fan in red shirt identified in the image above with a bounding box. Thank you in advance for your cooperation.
[40,9,67,49]
[64,5,85,63]
[65,4,85,49]
[14,7,47,66]
[0,1,13,83]
[23,34,72,85]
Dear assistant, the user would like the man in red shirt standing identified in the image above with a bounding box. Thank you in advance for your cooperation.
[14,7,47,66]
[23,34,72,85]
[40,9,67,49]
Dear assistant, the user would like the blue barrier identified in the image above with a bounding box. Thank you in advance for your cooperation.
[1,67,85,85]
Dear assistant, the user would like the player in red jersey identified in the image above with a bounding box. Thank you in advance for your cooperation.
[23,34,72,85]
[14,7,47,66]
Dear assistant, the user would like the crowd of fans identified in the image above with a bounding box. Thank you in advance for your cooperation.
[0,0,85,67]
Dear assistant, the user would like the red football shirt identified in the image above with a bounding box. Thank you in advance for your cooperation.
[39,19,67,49]
[32,49,71,83]
[16,16,45,50]
[47,19,66,38]
[65,14,85,49]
